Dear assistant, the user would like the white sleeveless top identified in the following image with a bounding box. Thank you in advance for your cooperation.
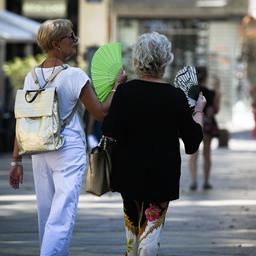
[23,65,90,143]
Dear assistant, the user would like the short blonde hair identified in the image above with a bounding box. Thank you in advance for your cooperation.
[132,32,174,77]
[37,19,73,52]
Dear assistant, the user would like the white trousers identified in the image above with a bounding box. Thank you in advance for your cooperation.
[32,136,86,256]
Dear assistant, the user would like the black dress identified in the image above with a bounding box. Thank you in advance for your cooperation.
[201,86,219,137]
[102,80,203,202]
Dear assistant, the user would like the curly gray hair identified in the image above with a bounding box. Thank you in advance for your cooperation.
[132,32,174,78]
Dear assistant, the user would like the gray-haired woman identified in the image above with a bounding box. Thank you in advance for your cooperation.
[9,19,126,255]
[102,32,206,256]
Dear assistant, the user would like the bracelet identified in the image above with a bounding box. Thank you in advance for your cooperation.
[12,156,22,161]
[192,110,203,116]
[10,161,23,167]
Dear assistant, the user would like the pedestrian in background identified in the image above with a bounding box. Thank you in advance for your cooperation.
[9,19,126,256]
[102,32,206,256]
[189,66,221,191]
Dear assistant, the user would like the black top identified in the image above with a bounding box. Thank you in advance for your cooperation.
[102,79,203,202]
[200,86,219,137]
[200,86,215,113]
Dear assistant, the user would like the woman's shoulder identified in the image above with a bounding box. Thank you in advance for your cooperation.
[62,66,90,84]
[64,66,87,76]
[167,85,188,99]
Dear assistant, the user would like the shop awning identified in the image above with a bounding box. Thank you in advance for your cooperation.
[0,10,40,43]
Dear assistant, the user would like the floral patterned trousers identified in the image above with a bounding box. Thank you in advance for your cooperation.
[122,198,169,256]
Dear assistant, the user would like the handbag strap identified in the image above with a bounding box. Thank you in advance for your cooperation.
[98,135,116,149]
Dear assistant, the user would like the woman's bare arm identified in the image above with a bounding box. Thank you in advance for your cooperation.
[79,70,127,121]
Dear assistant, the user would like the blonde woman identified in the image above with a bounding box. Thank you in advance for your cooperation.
[102,32,206,256]
[9,19,126,255]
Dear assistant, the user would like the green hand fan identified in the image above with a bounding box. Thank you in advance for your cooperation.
[91,42,122,102]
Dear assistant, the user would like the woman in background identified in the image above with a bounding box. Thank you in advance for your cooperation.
[189,67,221,190]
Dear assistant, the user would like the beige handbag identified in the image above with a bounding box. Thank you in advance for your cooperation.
[15,64,78,155]
[86,136,115,196]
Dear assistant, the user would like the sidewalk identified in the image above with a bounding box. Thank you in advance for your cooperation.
[0,131,256,256]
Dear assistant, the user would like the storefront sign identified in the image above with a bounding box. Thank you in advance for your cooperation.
[22,0,67,18]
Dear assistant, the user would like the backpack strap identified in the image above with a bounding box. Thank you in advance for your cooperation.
[60,101,80,131]
[30,68,40,86]
[31,64,68,89]
[44,64,68,86]
[30,64,79,131]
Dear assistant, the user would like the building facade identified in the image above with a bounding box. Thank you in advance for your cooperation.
[80,0,250,126]
[0,0,254,132]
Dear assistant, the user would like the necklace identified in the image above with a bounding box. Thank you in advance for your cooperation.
[40,58,58,84]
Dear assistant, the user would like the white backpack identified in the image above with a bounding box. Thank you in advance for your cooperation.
[14,64,78,155]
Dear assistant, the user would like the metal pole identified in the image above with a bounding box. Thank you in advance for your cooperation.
[0,39,6,110]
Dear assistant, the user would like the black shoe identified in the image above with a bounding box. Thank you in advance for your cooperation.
[203,183,213,190]
[190,183,197,191]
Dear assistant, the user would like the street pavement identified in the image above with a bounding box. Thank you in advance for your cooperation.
[0,130,256,256]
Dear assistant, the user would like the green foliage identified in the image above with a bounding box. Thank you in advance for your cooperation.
[3,54,45,90]
[3,54,88,91]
